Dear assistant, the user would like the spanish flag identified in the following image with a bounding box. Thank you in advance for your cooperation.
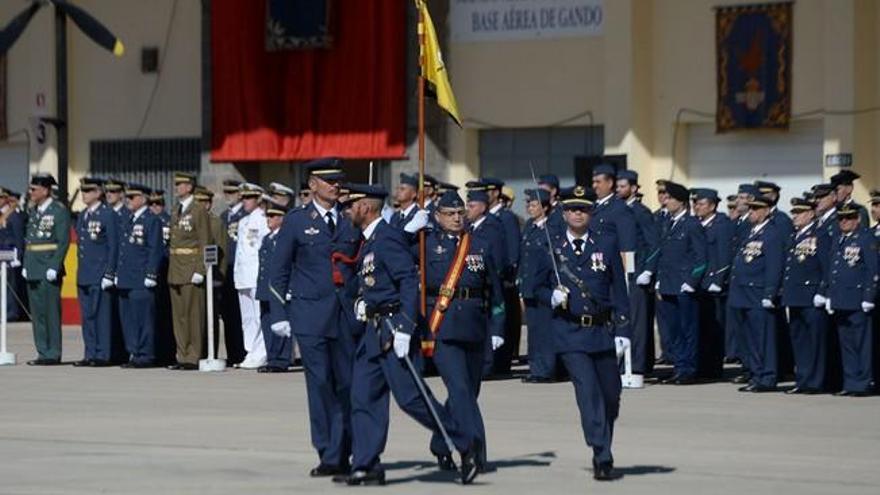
[417,0,461,127]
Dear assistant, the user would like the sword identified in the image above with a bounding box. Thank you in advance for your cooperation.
[527,162,563,288]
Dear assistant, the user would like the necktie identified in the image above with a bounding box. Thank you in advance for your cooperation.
[177,203,183,217]
[325,211,336,234]
[573,238,585,256]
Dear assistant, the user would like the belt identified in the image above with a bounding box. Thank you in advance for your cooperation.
[366,302,401,319]
[560,309,611,327]
[426,287,486,300]
[26,243,58,252]
[170,248,199,255]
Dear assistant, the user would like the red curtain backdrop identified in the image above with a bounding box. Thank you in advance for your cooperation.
[211,0,406,161]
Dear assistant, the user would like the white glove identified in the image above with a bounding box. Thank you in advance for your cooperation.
[114,276,118,285]
[825,298,834,315]
[21,268,27,278]
[761,298,774,309]
[636,271,652,286]
[551,287,568,309]
[46,269,58,282]
[812,294,826,308]
[100,277,114,290]
[144,278,157,288]
[285,292,292,302]
[393,331,411,358]
[403,209,429,234]
[707,283,722,293]
[191,272,205,285]
[861,301,875,313]
[9,259,21,268]
[681,283,695,293]
[614,336,631,359]
[491,336,505,351]
[270,321,292,338]
[355,299,367,322]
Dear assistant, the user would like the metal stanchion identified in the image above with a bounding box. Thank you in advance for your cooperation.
[199,245,225,372]
[0,249,17,366]
[619,339,643,388]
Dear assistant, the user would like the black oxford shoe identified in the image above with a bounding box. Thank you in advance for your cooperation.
[27,358,61,366]
[72,359,92,367]
[436,453,456,471]
[459,448,478,485]
[336,469,385,486]
[310,464,347,477]
[593,461,621,481]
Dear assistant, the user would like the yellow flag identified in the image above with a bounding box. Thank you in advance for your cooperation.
[417,1,462,127]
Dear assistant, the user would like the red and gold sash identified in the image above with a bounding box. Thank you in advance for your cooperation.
[427,232,471,330]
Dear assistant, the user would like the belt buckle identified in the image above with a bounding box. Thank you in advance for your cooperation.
[579,314,593,327]
[439,286,454,298]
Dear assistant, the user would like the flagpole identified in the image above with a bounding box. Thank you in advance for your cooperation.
[417,2,427,318]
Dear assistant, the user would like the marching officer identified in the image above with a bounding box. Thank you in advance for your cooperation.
[542,186,630,481]
[220,179,246,366]
[519,188,558,383]
[423,190,505,472]
[73,177,119,367]
[257,199,292,373]
[23,173,70,365]
[830,170,870,227]
[235,183,269,369]
[615,170,658,375]
[339,184,478,486]
[825,205,876,396]
[781,198,829,394]
[728,195,785,392]
[167,173,211,370]
[117,184,164,368]
[0,188,26,321]
[268,159,360,478]
[691,188,734,380]
[637,181,706,384]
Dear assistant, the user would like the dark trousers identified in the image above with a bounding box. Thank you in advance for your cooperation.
[696,293,726,380]
[560,350,620,464]
[788,306,827,390]
[731,307,777,387]
[350,333,472,471]
[524,299,557,379]
[221,276,245,364]
[5,266,20,321]
[153,272,176,364]
[776,308,794,379]
[629,284,655,375]
[656,293,699,378]
[119,288,156,364]
[483,284,521,376]
[77,284,113,361]
[297,332,354,467]
[430,339,486,459]
[832,310,873,393]
[260,301,292,368]
[109,288,128,363]
[724,304,742,361]
[28,279,62,360]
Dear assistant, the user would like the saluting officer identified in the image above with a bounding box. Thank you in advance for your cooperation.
[729,195,785,392]
[830,170,870,227]
[616,170,658,375]
[234,183,269,369]
[543,186,630,482]
[340,184,478,486]
[423,190,505,472]
[637,181,706,384]
[220,179,247,366]
[73,177,119,367]
[268,159,360,478]
[825,205,877,396]
[257,199,292,373]
[167,173,211,370]
[519,188,558,383]
[117,184,164,368]
[781,198,829,394]
[23,173,70,365]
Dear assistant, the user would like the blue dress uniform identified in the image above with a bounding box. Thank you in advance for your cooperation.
[590,165,637,253]
[826,207,877,395]
[105,179,131,363]
[220,179,247,365]
[422,191,505,469]
[74,178,119,366]
[619,171,659,375]
[831,170,870,227]
[346,185,477,485]
[725,183,760,364]
[116,185,164,367]
[390,173,421,229]
[643,182,707,382]
[537,186,629,480]
[692,190,735,380]
[0,191,26,321]
[728,198,785,391]
[781,201,829,393]
[258,201,292,372]
[268,159,359,474]
[537,174,565,236]
[148,191,175,365]
[518,189,558,381]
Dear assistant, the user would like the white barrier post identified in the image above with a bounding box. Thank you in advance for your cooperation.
[0,251,17,365]
[620,341,643,389]
[199,245,225,372]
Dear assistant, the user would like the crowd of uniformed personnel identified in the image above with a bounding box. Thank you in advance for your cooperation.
[1,158,878,486]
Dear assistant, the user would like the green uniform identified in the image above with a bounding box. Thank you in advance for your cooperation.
[168,198,210,365]
[24,199,70,361]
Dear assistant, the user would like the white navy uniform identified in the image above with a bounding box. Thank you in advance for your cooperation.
[235,206,269,367]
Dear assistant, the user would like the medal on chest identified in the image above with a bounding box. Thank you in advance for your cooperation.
[178,214,193,232]
[793,236,817,263]
[742,240,763,263]
[87,220,102,241]
[37,215,55,238]
[843,245,861,267]
[162,226,170,243]
[247,227,259,245]
[227,221,239,241]
[590,251,606,272]
[130,224,145,245]
[361,252,376,287]
[465,254,484,273]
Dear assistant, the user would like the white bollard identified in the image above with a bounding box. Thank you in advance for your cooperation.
[199,246,225,372]
[620,342,643,389]
[0,259,17,366]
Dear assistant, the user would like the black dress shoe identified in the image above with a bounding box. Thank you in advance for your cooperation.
[660,374,680,384]
[179,363,198,370]
[459,447,478,485]
[673,375,697,385]
[27,358,61,366]
[120,362,135,369]
[593,461,621,481]
[785,386,804,395]
[89,360,113,367]
[132,361,157,369]
[436,453,456,471]
[835,390,870,397]
[166,363,183,370]
[337,469,385,486]
[738,384,755,392]
[310,464,348,477]
[731,374,750,384]
[258,365,290,373]
[750,385,776,393]
[72,359,92,367]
